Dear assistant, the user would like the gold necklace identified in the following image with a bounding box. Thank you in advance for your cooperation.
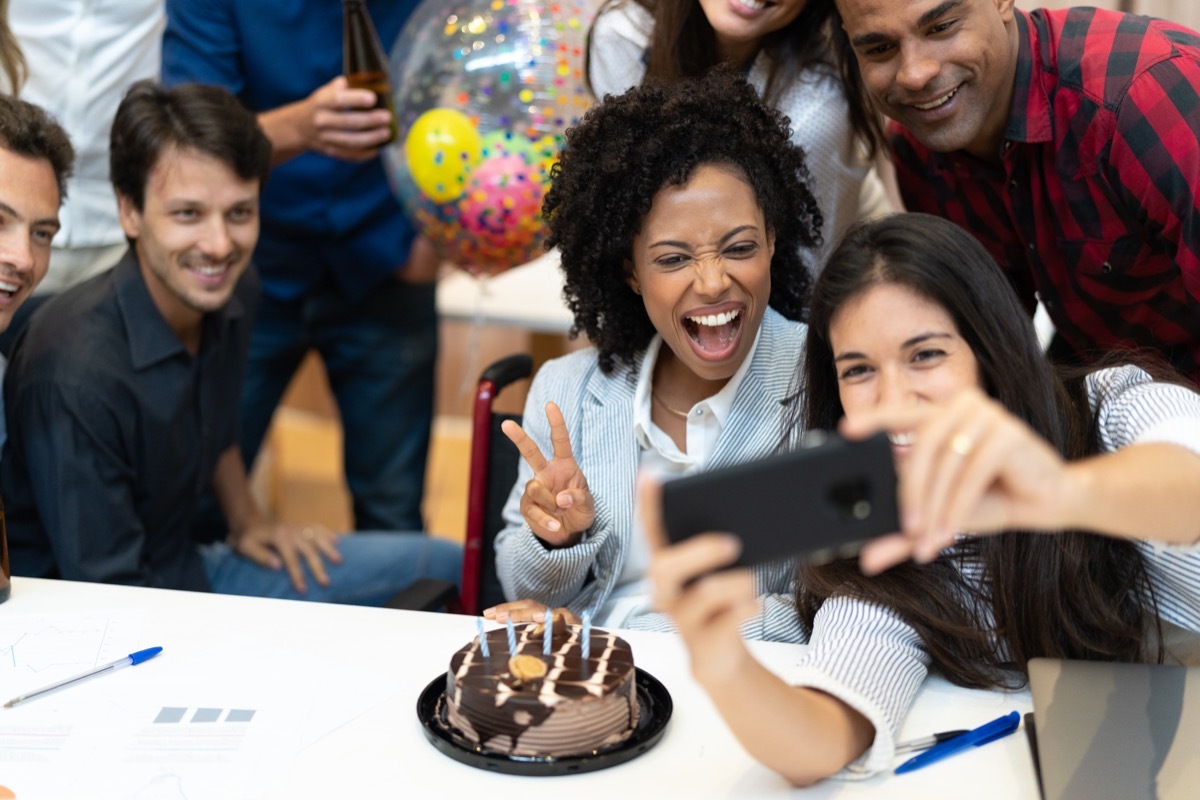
[652,389,691,418]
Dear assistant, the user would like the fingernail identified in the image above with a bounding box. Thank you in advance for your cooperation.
[482,608,495,618]
[557,494,573,508]
[532,611,546,622]
[546,520,560,532]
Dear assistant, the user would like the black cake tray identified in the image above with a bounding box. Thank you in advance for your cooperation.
[416,668,672,776]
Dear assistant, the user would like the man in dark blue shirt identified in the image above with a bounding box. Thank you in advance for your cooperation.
[0,94,75,444]
[0,94,74,605]
[162,0,438,534]
[3,82,460,602]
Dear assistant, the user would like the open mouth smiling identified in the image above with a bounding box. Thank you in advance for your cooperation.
[682,308,743,354]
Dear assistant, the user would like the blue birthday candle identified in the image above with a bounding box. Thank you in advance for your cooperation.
[506,617,517,654]
[581,610,592,658]
[476,617,490,658]
[544,611,553,657]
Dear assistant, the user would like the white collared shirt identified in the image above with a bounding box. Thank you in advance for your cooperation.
[10,0,165,249]
[599,328,764,627]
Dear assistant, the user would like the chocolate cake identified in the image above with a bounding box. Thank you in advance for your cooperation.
[443,622,639,757]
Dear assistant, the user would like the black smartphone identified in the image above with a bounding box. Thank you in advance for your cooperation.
[661,431,899,567]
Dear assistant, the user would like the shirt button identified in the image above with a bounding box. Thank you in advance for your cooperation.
[1028,242,1036,252]
[1101,261,1113,274]
[1008,179,1018,190]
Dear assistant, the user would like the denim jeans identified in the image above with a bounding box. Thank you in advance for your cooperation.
[199,533,462,607]
[240,277,438,532]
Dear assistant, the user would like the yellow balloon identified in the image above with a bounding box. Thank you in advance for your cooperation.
[404,108,482,204]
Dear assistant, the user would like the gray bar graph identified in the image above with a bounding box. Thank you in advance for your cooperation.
[154,707,187,724]
[153,706,257,724]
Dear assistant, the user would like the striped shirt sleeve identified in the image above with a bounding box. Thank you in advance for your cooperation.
[1087,365,1200,456]
[788,595,931,778]
[1087,366,1200,635]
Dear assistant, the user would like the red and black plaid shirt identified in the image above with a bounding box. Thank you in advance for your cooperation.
[892,7,1200,384]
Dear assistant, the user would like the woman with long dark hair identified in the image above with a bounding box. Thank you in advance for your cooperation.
[587,0,893,277]
[642,213,1200,784]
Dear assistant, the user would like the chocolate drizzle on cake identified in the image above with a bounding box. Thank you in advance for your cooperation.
[444,622,639,757]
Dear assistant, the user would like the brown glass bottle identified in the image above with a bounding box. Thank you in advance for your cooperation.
[343,0,397,144]
[0,495,10,603]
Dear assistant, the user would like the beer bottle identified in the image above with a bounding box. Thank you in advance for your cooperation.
[0,495,10,603]
[342,0,397,144]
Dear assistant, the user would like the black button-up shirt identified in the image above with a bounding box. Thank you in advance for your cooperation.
[2,250,257,591]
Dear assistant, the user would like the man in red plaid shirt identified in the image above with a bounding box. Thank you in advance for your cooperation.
[834,0,1200,385]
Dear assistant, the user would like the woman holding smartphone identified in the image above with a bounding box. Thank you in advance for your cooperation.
[642,213,1200,784]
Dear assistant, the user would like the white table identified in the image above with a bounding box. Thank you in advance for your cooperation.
[436,250,573,334]
[0,578,1039,799]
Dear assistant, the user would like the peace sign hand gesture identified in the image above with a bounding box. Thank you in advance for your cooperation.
[501,401,595,548]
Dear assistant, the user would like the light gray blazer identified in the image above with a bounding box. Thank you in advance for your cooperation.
[495,307,808,641]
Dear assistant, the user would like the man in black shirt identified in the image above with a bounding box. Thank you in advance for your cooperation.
[0,94,74,605]
[0,95,75,432]
[2,82,460,601]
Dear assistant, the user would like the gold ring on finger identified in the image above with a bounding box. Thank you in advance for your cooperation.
[301,526,316,542]
[948,433,974,457]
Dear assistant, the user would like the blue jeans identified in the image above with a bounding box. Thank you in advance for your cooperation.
[199,533,462,607]
[240,277,437,532]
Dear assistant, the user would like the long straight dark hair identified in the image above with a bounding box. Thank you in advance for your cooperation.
[791,213,1162,688]
[587,0,878,152]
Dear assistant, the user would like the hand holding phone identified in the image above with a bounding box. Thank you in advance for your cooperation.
[660,432,899,567]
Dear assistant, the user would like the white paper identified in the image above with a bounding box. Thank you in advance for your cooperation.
[1,625,396,799]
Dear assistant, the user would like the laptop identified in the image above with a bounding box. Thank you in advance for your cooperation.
[1027,658,1200,800]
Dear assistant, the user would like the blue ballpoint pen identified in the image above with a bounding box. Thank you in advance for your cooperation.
[894,729,971,755]
[3,647,164,708]
[894,711,1021,775]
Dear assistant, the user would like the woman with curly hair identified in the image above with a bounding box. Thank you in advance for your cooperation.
[483,68,820,636]
[642,213,1200,784]
[587,0,894,275]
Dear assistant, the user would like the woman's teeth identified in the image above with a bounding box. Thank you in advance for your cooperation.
[687,309,740,327]
[739,0,767,10]
[888,432,914,446]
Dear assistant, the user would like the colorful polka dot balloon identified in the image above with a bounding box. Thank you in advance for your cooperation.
[385,0,601,276]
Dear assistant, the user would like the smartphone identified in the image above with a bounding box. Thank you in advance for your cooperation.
[661,431,899,567]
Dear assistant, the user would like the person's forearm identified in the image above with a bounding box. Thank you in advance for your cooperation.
[258,102,311,166]
[1062,443,1200,544]
[700,650,874,786]
[211,446,267,540]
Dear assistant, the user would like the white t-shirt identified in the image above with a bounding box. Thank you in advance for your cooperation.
[598,328,763,627]
[10,0,165,250]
